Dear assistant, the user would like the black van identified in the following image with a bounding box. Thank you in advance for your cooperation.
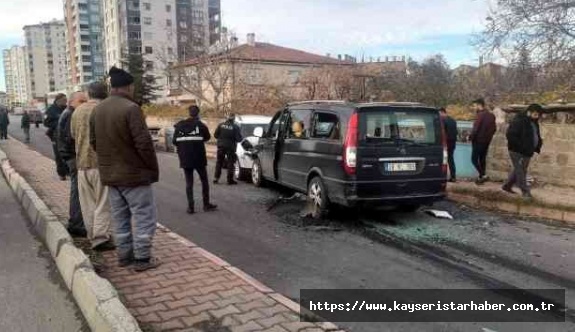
[250,101,448,217]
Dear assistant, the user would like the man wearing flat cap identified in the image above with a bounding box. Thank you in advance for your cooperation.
[90,66,160,272]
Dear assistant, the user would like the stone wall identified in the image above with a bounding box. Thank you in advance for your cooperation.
[487,121,575,188]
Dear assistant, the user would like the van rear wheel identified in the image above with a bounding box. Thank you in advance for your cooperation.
[307,176,329,219]
[398,204,421,212]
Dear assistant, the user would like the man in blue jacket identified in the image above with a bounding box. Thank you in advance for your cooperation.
[173,105,218,214]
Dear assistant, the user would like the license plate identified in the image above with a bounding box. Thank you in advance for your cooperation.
[386,162,417,172]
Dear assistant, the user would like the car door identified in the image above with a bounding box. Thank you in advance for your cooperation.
[279,109,313,191]
[259,110,288,181]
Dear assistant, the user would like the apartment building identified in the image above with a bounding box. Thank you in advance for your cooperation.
[101,0,218,98]
[23,20,68,101]
[208,0,221,46]
[64,0,106,88]
[2,46,29,106]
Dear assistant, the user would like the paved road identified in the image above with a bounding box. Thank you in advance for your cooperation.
[7,115,574,332]
[0,165,88,332]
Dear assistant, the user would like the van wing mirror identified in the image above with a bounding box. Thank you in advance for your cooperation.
[253,127,264,138]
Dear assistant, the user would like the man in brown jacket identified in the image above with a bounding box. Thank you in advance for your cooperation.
[90,67,160,272]
[71,82,113,250]
[470,98,496,185]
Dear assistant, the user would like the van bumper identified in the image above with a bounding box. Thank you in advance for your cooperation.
[324,178,447,207]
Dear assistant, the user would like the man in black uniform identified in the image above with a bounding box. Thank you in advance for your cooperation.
[213,113,242,185]
[173,106,218,214]
[45,93,70,180]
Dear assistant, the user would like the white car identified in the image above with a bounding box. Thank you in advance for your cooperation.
[234,115,271,181]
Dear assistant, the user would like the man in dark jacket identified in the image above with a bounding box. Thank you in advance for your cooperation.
[21,110,31,143]
[470,98,496,185]
[45,93,69,180]
[0,106,9,139]
[57,91,88,238]
[213,113,242,185]
[502,104,543,199]
[173,105,218,214]
[90,66,160,272]
[440,107,458,182]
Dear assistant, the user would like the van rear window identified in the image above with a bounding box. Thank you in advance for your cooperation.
[359,108,440,145]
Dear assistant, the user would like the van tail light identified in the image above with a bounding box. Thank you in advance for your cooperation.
[440,116,448,177]
[343,112,358,175]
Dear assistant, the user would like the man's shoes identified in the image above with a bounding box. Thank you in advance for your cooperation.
[213,179,219,184]
[228,180,238,185]
[59,176,67,181]
[93,241,116,252]
[475,176,488,185]
[522,192,534,200]
[118,258,134,267]
[67,227,87,238]
[187,207,195,214]
[133,257,161,272]
[204,203,218,212]
[501,185,517,194]
[448,178,457,183]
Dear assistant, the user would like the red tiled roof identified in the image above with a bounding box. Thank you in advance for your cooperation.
[180,42,352,67]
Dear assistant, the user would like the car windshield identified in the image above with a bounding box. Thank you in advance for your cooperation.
[239,123,269,138]
[359,107,441,145]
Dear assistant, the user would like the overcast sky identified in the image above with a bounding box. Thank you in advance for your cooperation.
[0,0,492,91]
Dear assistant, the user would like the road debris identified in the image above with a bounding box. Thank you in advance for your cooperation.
[424,209,454,220]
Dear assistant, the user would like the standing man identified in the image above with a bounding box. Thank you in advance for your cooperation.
[0,106,9,139]
[21,110,31,143]
[57,92,88,238]
[45,93,70,180]
[72,82,114,250]
[213,113,242,185]
[173,105,218,214]
[90,67,160,272]
[469,98,496,185]
[502,104,543,199]
[440,108,458,182]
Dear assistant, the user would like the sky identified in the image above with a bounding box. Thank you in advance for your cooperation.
[0,0,493,92]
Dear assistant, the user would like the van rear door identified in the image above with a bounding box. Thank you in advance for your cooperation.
[355,106,445,199]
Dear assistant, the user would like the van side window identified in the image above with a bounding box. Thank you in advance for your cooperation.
[288,109,312,139]
[312,112,340,140]
[268,111,289,139]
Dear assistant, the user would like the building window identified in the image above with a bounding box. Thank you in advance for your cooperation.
[143,17,152,25]
[180,35,188,42]
[145,61,154,70]
[166,19,172,27]
[143,2,151,10]
[179,21,187,28]
[167,47,174,55]
[129,16,141,25]
[166,4,171,12]
[145,46,153,54]
[128,31,141,40]
[143,32,153,39]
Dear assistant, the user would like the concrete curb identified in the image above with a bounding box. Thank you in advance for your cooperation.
[448,190,575,225]
[0,147,141,332]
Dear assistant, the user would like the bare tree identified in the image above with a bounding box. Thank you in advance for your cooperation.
[477,0,575,63]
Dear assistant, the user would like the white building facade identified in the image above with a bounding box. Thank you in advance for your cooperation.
[23,20,68,101]
[2,46,30,106]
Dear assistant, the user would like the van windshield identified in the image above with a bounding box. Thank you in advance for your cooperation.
[359,107,441,145]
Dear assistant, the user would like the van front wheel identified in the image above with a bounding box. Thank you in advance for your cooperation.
[307,176,329,219]
[251,158,264,187]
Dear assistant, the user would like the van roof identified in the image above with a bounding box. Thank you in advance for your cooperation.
[235,114,272,124]
[288,100,432,109]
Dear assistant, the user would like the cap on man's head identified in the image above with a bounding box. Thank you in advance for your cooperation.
[109,66,134,88]
[472,98,485,107]
[526,103,543,114]
[189,105,200,117]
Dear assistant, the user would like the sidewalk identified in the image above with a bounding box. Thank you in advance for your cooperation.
[0,169,87,332]
[0,137,342,331]
[448,180,575,224]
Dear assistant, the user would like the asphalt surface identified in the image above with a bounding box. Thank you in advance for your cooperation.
[6,115,575,332]
[0,162,88,332]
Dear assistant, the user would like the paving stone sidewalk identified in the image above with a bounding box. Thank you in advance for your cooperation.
[0,138,342,332]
